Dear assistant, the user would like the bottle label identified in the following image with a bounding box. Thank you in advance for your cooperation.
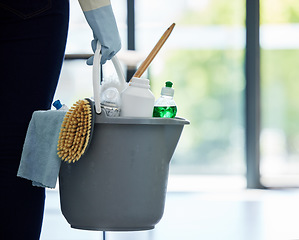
[153,106,177,118]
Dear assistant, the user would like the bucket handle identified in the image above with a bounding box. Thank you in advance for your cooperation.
[92,41,126,114]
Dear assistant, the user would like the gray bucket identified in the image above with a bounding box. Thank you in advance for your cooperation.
[59,108,189,231]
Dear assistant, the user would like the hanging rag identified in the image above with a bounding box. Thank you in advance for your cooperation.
[17,110,66,188]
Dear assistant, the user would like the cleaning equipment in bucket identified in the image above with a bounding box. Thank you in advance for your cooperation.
[59,27,189,231]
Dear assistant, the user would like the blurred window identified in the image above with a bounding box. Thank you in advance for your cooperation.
[135,0,246,175]
[55,0,247,179]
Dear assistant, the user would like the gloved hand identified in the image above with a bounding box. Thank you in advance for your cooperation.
[78,0,121,64]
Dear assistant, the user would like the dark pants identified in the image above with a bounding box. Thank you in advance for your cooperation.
[0,0,69,238]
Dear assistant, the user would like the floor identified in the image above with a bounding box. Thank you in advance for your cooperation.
[40,176,299,240]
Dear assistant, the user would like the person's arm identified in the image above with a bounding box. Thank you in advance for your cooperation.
[78,0,121,64]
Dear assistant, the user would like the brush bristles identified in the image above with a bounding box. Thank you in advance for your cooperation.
[57,99,92,163]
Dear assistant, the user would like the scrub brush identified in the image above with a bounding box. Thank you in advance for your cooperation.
[57,99,94,163]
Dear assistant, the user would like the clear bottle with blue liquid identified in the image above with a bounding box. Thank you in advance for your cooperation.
[153,81,177,118]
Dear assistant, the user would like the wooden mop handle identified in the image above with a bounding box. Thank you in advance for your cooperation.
[133,23,175,79]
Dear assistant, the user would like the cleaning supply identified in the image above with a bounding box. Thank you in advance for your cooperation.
[101,87,121,117]
[17,110,66,188]
[100,75,123,117]
[120,77,155,117]
[57,99,94,163]
[53,100,68,111]
[153,81,177,118]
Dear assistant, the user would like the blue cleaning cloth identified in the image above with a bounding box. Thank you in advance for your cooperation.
[17,110,66,188]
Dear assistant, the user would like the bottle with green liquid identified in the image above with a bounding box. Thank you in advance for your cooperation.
[153,81,177,118]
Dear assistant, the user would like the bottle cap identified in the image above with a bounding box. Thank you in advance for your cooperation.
[53,100,62,110]
[161,81,174,96]
[130,77,150,88]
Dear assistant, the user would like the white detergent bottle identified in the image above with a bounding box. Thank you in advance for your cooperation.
[120,77,155,117]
